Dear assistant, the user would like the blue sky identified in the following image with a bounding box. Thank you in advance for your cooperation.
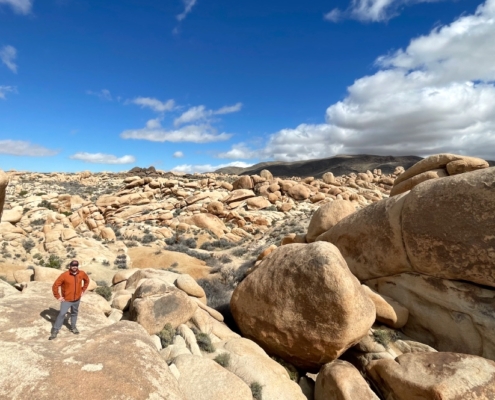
[1,0,494,173]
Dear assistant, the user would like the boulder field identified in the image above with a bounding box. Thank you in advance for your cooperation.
[0,153,494,399]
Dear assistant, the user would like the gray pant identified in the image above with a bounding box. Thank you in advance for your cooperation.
[53,300,80,331]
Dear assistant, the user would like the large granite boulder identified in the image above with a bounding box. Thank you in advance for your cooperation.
[367,352,495,400]
[231,242,375,371]
[173,354,252,400]
[366,273,495,360]
[131,278,197,334]
[318,168,495,288]
[306,200,356,243]
[315,360,379,400]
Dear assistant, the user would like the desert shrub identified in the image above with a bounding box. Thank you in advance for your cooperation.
[124,240,138,248]
[373,328,399,348]
[165,237,177,245]
[219,254,232,264]
[32,218,46,226]
[170,261,179,268]
[102,260,110,266]
[250,382,263,400]
[197,278,232,309]
[114,254,128,269]
[19,190,28,197]
[214,353,231,368]
[141,234,156,244]
[231,247,247,257]
[38,200,56,211]
[35,192,46,196]
[22,239,36,253]
[265,205,277,212]
[200,239,235,250]
[96,280,108,287]
[233,260,255,284]
[44,254,62,269]
[95,286,112,301]
[181,237,197,248]
[158,323,176,348]
[195,332,215,353]
[187,250,211,261]
[270,356,299,381]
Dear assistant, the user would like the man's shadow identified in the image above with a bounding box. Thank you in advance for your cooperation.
[40,308,71,330]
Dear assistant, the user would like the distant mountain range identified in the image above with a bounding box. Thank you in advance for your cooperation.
[214,154,426,178]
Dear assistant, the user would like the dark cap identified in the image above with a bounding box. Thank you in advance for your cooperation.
[69,260,79,267]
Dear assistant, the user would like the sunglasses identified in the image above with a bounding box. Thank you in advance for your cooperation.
[70,264,79,267]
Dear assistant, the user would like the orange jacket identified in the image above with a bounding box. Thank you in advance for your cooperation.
[52,270,90,302]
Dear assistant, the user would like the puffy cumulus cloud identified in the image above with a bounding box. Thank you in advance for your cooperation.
[173,151,184,158]
[0,85,16,99]
[176,0,197,21]
[121,119,232,143]
[242,0,495,162]
[0,0,32,15]
[174,102,242,126]
[131,97,175,113]
[325,0,447,23]
[217,143,258,159]
[172,161,253,174]
[70,152,136,164]
[0,45,17,73]
[0,140,58,156]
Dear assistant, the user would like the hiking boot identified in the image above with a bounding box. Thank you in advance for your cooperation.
[70,326,80,335]
[49,329,58,340]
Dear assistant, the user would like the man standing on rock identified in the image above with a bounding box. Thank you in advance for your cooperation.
[49,260,89,340]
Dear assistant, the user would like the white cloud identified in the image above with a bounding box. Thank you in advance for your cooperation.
[0,85,16,99]
[176,0,197,21]
[215,102,243,115]
[131,97,175,113]
[0,45,17,73]
[174,102,242,126]
[172,161,253,174]
[217,143,257,159]
[121,119,232,143]
[0,140,58,156]
[0,0,32,14]
[69,152,136,164]
[239,0,495,162]
[86,89,112,101]
[173,151,184,158]
[326,0,445,23]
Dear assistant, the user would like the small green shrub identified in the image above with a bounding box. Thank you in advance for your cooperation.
[373,328,399,348]
[270,356,299,381]
[214,353,231,368]
[45,254,62,269]
[250,382,263,400]
[231,247,247,257]
[195,332,215,353]
[19,190,28,197]
[38,200,56,211]
[32,218,46,226]
[141,234,156,244]
[95,286,112,301]
[22,239,36,254]
[158,323,176,348]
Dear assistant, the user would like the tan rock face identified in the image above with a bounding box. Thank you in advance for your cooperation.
[0,280,18,298]
[315,360,379,400]
[131,278,197,334]
[246,196,271,210]
[306,200,356,243]
[401,167,495,287]
[232,176,254,190]
[317,192,411,281]
[288,184,311,200]
[365,273,495,360]
[230,242,375,371]
[390,168,448,196]
[180,213,226,238]
[367,352,495,400]
[320,167,495,287]
[393,153,489,188]
[361,285,409,329]
[175,274,205,298]
[173,354,253,400]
